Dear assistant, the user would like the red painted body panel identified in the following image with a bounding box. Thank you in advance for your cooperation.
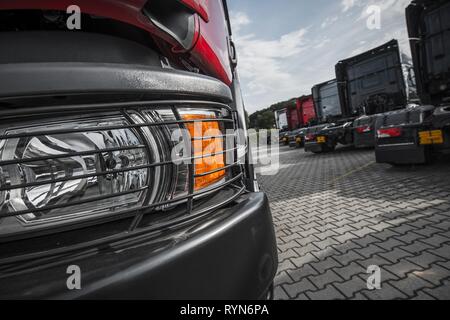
[300,95,316,125]
[180,0,209,22]
[190,0,232,85]
[286,95,317,130]
[0,0,232,84]
[287,104,300,131]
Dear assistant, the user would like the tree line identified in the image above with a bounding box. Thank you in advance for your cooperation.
[248,98,295,129]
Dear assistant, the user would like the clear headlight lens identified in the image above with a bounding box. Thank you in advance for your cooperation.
[0,106,234,237]
[0,116,150,224]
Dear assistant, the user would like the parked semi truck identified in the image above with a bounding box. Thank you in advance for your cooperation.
[305,39,411,153]
[275,108,288,131]
[375,0,450,165]
[286,95,317,147]
[275,108,290,145]
[286,95,316,131]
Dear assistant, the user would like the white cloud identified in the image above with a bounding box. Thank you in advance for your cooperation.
[230,11,251,33]
[321,16,339,29]
[229,3,413,114]
[341,0,357,12]
[357,0,410,21]
[314,38,331,49]
[232,18,309,103]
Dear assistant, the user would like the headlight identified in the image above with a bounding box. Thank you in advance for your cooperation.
[0,105,239,238]
[0,116,151,225]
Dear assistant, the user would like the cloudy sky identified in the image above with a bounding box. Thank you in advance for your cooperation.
[227,0,412,114]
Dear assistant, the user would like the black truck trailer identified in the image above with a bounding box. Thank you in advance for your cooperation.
[375,0,450,164]
[305,39,411,153]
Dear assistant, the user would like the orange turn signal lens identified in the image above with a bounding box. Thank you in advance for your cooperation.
[181,113,226,190]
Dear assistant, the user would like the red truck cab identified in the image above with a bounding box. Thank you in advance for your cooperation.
[286,95,317,148]
[286,95,316,131]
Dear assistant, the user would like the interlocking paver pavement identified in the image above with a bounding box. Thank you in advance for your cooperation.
[257,145,450,300]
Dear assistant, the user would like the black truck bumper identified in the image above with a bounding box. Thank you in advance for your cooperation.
[1,192,278,300]
[375,141,427,164]
[375,122,427,164]
[354,131,375,148]
[304,141,325,153]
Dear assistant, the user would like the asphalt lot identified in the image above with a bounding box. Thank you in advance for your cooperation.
[257,145,450,300]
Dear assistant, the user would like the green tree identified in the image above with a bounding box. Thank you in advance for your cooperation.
[248,98,297,129]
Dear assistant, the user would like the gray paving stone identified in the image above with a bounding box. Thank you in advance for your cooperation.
[419,234,450,249]
[293,243,320,257]
[278,259,296,273]
[291,253,318,268]
[361,283,408,300]
[351,227,375,238]
[428,244,450,260]
[354,243,387,258]
[334,232,356,244]
[283,277,316,299]
[400,241,434,255]
[389,274,435,298]
[411,265,450,286]
[306,285,345,300]
[274,286,290,300]
[422,280,450,299]
[313,238,340,250]
[385,259,423,278]
[406,251,446,269]
[334,250,365,266]
[357,255,393,269]
[257,145,450,300]
[278,249,298,263]
[411,290,437,300]
[379,248,414,264]
[351,235,381,248]
[309,256,342,274]
[394,231,427,245]
[372,229,400,241]
[287,264,319,281]
[310,247,341,260]
[375,238,407,251]
[274,270,294,286]
[334,262,366,281]
[333,276,368,298]
[309,269,343,290]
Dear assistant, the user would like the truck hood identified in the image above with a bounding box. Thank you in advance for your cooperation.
[0,0,233,85]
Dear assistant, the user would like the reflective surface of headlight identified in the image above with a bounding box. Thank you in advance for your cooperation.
[0,117,149,224]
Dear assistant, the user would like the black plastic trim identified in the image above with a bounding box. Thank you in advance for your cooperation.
[0,62,232,103]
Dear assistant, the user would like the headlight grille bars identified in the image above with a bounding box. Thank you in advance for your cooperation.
[0,100,246,247]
